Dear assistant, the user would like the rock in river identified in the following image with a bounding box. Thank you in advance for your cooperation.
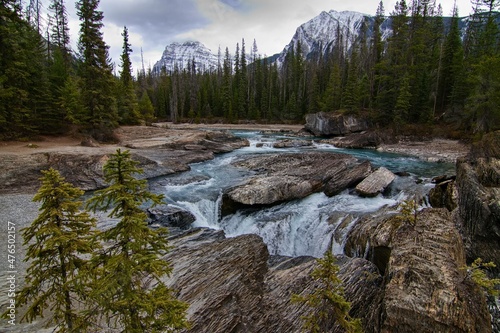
[222,152,372,214]
[304,112,369,136]
[355,167,396,197]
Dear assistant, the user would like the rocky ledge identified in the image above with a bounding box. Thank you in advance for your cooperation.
[455,130,500,270]
[222,152,373,215]
[163,207,490,333]
[0,127,248,194]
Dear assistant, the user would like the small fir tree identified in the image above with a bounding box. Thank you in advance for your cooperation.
[86,149,189,332]
[292,249,363,333]
[118,26,141,125]
[12,168,98,332]
[463,258,500,297]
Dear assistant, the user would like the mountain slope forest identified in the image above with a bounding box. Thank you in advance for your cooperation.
[1,0,500,141]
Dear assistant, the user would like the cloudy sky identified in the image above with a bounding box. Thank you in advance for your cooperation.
[63,0,473,74]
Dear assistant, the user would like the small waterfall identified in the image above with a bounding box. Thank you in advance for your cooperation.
[220,191,398,257]
[179,191,223,230]
[151,130,455,259]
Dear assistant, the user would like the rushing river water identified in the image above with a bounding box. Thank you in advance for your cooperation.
[150,130,455,258]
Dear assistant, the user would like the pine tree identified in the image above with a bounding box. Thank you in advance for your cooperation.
[292,249,363,333]
[118,26,140,124]
[76,0,118,136]
[13,168,98,332]
[86,149,190,332]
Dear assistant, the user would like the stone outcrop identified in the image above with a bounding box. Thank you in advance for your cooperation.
[320,131,394,149]
[147,204,196,229]
[355,167,396,197]
[345,208,491,332]
[304,112,369,136]
[455,130,500,269]
[324,160,372,196]
[164,228,384,333]
[272,139,313,149]
[381,209,491,332]
[222,152,372,213]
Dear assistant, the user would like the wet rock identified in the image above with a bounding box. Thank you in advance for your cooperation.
[324,160,372,196]
[304,112,369,136]
[223,152,372,212]
[147,204,196,229]
[272,139,313,148]
[225,175,313,206]
[355,167,396,197]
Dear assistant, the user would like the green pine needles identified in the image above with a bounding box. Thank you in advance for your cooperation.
[86,149,189,332]
[6,150,189,332]
[292,250,363,333]
[13,168,98,332]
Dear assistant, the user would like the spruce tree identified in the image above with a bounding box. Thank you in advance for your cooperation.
[14,168,98,332]
[86,149,189,332]
[118,26,141,124]
[76,0,118,136]
[292,249,363,333]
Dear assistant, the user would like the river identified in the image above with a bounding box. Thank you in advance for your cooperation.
[150,130,455,258]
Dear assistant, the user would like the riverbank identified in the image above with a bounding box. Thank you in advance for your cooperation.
[0,124,469,162]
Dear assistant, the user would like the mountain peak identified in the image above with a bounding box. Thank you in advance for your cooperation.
[153,41,219,73]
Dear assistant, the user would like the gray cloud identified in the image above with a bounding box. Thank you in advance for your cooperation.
[64,0,473,73]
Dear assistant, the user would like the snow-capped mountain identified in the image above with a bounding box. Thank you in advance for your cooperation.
[153,41,220,73]
[276,10,392,65]
[153,11,390,74]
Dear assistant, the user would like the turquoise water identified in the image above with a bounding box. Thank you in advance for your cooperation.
[151,130,454,257]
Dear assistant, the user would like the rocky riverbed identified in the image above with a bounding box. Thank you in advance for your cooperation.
[0,124,498,332]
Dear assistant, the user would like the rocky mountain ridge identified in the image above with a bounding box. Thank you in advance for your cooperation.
[152,9,471,72]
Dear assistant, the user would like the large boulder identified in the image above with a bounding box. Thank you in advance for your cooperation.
[455,131,500,268]
[345,208,491,332]
[305,112,369,136]
[381,209,491,332]
[355,167,396,197]
[147,204,196,229]
[222,152,372,214]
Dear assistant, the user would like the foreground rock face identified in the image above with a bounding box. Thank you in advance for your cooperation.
[455,130,500,268]
[304,112,369,136]
[165,228,384,333]
[222,152,372,213]
[345,208,491,333]
[381,209,490,332]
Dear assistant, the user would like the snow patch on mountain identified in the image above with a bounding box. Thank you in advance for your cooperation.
[153,41,220,74]
[276,10,391,65]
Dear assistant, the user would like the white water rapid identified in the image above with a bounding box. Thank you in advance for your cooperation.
[151,130,454,258]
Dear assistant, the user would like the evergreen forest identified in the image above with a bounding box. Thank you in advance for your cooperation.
[1,0,500,141]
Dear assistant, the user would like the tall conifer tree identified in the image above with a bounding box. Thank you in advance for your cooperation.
[86,149,189,332]
[76,0,118,136]
[118,26,140,124]
[14,168,98,332]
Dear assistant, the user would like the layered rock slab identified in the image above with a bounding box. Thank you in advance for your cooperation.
[345,208,491,333]
[222,152,372,213]
[164,228,384,333]
[455,130,500,269]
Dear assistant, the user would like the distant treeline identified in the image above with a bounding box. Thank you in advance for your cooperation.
[1,0,499,141]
